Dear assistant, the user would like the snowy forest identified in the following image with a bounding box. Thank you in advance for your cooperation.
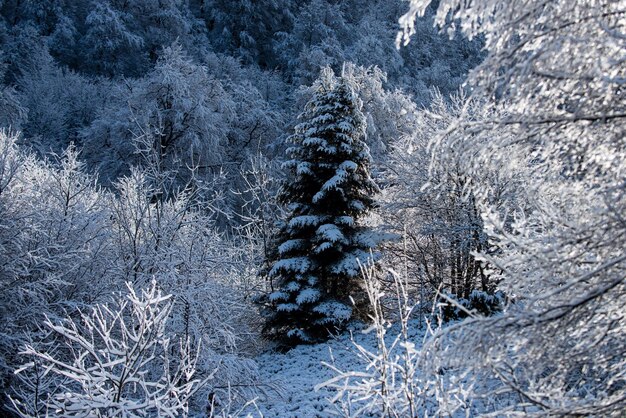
[0,0,624,416]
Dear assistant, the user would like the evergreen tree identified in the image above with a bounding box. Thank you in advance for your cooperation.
[263,67,379,345]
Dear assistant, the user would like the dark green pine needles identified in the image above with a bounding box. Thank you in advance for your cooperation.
[263,67,380,346]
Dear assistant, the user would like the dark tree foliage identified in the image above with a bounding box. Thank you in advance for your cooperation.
[201,0,295,69]
[262,67,379,346]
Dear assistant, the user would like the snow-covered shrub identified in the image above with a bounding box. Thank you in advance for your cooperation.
[10,280,203,418]
[395,0,626,415]
[235,153,286,281]
[438,290,505,321]
[379,92,521,317]
[319,263,442,417]
[320,264,506,417]
[0,131,265,414]
[109,166,260,346]
[107,166,266,412]
[0,132,113,399]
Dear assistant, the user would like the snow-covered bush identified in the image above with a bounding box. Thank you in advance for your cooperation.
[105,166,266,410]
[318,263,442,417]
[320,266,506,417]
[379,92,522,316]
[235,153,286,279]
[0,131,265,414]
[10,280,203,418]
[108,165,261,348]
[0,132,113,398]
[394,0,626,415]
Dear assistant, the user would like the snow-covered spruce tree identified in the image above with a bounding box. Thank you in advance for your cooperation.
[263,67,379,345]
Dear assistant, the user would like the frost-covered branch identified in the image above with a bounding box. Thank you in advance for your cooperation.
[10,280,204,418]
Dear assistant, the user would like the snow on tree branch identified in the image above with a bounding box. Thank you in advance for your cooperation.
[10,280,205,418]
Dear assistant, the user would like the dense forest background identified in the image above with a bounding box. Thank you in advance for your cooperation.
[0,0,481,180]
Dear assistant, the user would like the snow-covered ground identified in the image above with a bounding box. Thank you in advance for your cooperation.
[255,335,356,417]
[250,322,426,417]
